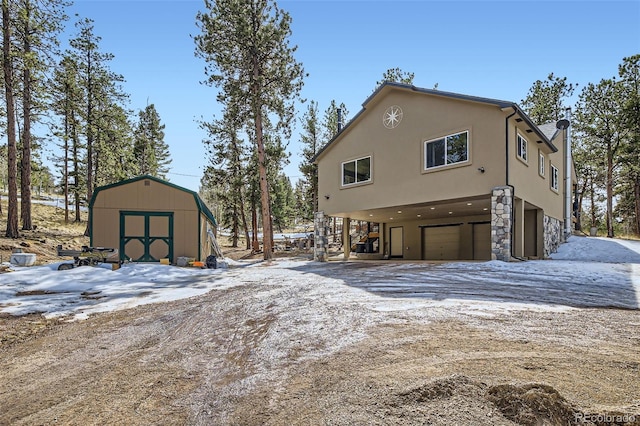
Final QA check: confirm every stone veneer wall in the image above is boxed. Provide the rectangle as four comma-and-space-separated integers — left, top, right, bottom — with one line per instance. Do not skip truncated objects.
314, 211, 329, 262
544, 215, 562, 257
491, 186, 513, 261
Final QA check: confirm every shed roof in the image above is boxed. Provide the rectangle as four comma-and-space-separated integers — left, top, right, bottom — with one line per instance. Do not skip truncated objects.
89, 174, 217, 227
313, 82, 558, 162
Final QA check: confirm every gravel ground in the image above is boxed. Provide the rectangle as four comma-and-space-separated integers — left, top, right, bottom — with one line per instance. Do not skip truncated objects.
1, 258, 639, 425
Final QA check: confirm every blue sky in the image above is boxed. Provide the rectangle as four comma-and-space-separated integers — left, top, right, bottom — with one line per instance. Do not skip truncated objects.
62, 0, 640, 191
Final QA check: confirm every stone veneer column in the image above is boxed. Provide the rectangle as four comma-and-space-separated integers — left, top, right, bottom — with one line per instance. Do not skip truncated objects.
491, 186, 513, 262
314, 211, 329, 262
543, 215, 562, 258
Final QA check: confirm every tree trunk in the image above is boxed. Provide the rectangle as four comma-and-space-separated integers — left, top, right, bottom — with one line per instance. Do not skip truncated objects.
231, 204, 239, 248
634, 178, 640, 236
3, 0, 19, 238
239, 189, 250, 251
63, 112, 69, 224
251, 204, 259, 253
606, 146, 615, 238
254, 109, 273, 260
20, 1, 32, 231
72, 121, 81, 223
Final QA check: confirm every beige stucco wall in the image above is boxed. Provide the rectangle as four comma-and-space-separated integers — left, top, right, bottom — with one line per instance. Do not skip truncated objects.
508, 124, 566, 221
316, 86, 566, 224
91, 179, 202, 260
317, 90, 508, 217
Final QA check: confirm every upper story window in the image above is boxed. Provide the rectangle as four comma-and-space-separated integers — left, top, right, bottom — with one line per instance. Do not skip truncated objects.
550, 164, 559, 192
424, 130, 469, 170
342, 156, 371, 186
539, 151, 545, 177
517, 134, 528, 163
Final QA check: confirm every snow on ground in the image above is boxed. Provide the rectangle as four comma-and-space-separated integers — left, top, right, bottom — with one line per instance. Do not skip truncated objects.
0, 235, 639, 320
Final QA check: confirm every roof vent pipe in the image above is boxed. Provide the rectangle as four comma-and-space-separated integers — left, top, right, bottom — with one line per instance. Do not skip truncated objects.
337, 108, 343, 134
556, 108, 572, 241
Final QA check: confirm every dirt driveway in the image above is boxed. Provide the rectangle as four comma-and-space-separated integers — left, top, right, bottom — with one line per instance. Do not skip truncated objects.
1, 259, 639, 425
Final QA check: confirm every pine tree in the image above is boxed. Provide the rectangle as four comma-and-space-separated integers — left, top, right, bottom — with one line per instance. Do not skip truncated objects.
14, 0, 69, 230
271, 172, 294, 232
616, 55, 640, 235
200, 104, 249, 248
376, 67, 415, 87
321, 100, 349, 144
133, 103, 171, 178
521, 73, 576, 124
195, 0, 305, 260
2, 0, 19, 237
298, 100, 320, 219
51, 55, 84, 223
68, 17, 126, 210
574, 78, 627, 238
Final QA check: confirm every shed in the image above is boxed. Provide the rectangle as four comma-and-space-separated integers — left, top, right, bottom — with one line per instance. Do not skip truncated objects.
89, 175, 218, 263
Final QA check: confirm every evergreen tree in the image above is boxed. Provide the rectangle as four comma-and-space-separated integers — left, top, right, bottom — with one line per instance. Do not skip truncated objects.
321, 100, 349, 144
521, 73, 576, 124
93, 102, 135, 187
376, 67, 415, 87
200, 105, 249, 249
574, 78, 627, 238
50, 55, 84, 223
616, 55, 640, 235
298, 100, 320, 219
133, 103, 171, 178
195, 0, 305, 260
271, 172, 294, 232
14, 0, 69, 230
68, 17, 126, 209
2, 0, 19, 237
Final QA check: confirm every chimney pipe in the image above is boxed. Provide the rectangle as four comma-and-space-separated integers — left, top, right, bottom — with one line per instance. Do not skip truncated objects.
564, 107, 572, 241
337, 108, 343, 133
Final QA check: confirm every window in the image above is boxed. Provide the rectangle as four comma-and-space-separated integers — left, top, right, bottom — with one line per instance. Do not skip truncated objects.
550, 164, 559, 191
342, 156, 371, 186
424, 130, 468, 169
517, 134, 528, 162
539, 151, 545, 177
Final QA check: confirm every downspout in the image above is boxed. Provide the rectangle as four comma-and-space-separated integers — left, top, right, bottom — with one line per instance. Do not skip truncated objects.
505, 108, 517, 260
564, 107, 573, 241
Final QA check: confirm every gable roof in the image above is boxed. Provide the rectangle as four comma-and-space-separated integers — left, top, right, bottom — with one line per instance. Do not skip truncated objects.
313, 82, 558, 162
89, 174, 217, 227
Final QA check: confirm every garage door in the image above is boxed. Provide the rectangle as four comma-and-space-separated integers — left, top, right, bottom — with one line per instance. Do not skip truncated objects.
120, 211, 174, 262
473, 222, 491, 260
423, 225, 461, 260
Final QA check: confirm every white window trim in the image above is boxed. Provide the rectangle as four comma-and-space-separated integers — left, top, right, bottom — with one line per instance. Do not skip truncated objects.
423, 130, 470, 171
550, 164, 559, 192
539, 151, 545, 177
517, 133, 528, 163
341, 155, 372, 187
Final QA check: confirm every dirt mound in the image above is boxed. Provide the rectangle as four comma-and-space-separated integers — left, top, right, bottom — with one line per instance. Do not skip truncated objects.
396, 375, 638, 425
486, 382, 577, 425
398, 374, 483, 402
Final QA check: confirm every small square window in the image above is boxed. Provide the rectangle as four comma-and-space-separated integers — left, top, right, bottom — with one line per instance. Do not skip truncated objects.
342, 156, 371, 186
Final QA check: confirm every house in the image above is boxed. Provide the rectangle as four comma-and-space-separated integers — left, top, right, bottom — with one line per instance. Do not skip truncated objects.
313, 82, 576, 262
89, 175, 218, 263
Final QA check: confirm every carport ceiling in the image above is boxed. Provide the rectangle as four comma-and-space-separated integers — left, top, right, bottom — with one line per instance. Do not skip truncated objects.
339, 196, 492, 223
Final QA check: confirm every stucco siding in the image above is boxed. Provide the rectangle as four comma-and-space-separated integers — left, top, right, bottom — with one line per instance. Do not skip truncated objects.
318, 90, 507, 216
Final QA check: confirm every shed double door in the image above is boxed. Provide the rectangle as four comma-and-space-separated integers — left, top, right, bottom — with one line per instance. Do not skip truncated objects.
120, 211, 174, 262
